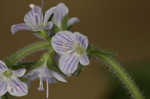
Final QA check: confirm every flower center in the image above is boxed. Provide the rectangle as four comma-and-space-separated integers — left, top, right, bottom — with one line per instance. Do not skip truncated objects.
75, 44, 85, 55
3, 69, 13, 78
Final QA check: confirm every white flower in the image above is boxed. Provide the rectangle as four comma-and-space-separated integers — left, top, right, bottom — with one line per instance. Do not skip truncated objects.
11, 4, 53, 34
0, 60, 28, 97
25, 64, 66, 98
52, 31, 89, 76
44, 3, 79, 29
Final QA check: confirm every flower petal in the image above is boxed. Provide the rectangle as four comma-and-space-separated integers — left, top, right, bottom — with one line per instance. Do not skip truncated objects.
25, 70, 38, 81
0, 80, 7, 96
44, 22, 53, 30
52, 31, 75, 55
80, 53, 89, 66
52, 3, 69, 27
11, 23, 32, 34
14, 69, 26, 77
67, 17, 80, 27
51, 71, 67, 82
8, 78, 28, 96
44, 6, 56, 24
24, 5, 43, 29
59, 54, 79, 76
74, 32, 88, 49
0, 61, 8, 72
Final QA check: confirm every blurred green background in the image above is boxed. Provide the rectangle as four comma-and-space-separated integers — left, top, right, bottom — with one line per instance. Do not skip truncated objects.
0, 0, 150, 99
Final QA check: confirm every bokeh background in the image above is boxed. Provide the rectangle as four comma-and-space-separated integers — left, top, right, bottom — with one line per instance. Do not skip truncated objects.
0, 0, 150, 99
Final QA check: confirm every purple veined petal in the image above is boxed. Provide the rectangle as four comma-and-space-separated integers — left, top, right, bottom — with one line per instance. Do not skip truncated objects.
44, 6, 56, 25
8, 78, 28, 96
51, 71, 67, 82
11, 23, 32, 35
67, 17, 80, 27
59, 54, 79, 76
13, 69, 26, 77
0, 60, 8, 73
0, 80, 8, 96
52, 3, 69, 27
51, 31, 75, 55
74, 32, 88, 49
44, 22, 53, 30
25, 70, 38, 81
24, 5, 43, 28
79, 53, 90, 66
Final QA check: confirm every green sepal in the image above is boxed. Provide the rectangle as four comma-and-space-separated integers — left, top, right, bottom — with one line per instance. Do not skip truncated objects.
51, 24, 60, 33
87, 44, 116, 57
47, 53, 61, 73
19, 77, 28, 83
37, 30, 51, 41
61, 15, 68, 30
9, 61, 36, 70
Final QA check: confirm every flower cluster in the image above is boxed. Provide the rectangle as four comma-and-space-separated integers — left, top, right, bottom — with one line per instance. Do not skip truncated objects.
0, 0, 144, 99
0, 2, 90, 99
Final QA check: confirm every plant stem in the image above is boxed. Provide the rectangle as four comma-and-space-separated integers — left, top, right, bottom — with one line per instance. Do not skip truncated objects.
5, 41, 50, 65
97, 54, 144, 99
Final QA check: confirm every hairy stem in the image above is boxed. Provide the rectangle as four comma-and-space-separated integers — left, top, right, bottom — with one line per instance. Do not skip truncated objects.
5, 41, 50, 65
97, 54, 144, 99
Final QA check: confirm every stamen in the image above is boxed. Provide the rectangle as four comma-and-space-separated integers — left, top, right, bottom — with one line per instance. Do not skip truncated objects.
46, 80, 49, 99
38, 79, 44, 91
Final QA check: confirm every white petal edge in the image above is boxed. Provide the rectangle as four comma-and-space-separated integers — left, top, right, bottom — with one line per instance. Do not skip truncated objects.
11, 24, 32, 35
67, 17, 80, 27
14, 69, 26, 77
51, 71, 67, 83
79, 53, 90, 66
0, 60, 8, 72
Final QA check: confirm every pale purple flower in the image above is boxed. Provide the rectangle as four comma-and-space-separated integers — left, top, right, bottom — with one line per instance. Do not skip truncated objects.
0, 60, 28, 97
11, 3, 79, 34
44, 3, 79, 29
25, 64, 66, 98
51, 31, 89, 76
11, 4, 53, 34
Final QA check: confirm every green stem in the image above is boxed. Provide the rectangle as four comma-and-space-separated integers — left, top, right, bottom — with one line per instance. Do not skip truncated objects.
5, 41, 50, 65
2, 94, 8, 99
97, 54, 144, 99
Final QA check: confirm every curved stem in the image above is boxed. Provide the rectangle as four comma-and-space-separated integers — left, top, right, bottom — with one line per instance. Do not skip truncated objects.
5, 41, 50, 65
97, 54, 144, 99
